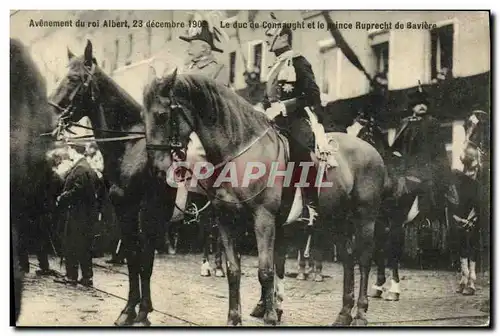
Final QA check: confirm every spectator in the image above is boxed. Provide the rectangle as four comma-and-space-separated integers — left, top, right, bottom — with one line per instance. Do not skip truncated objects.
53, 142, 100, 287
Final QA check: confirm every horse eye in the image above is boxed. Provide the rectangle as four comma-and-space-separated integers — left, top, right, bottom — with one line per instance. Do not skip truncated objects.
154, 111, 169, 124
159, 97, 170, 106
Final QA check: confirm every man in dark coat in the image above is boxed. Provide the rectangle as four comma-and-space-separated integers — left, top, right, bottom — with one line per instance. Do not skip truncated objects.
391, 83, 450, 223
262, 13, 331, 225
54, 142, 99, 287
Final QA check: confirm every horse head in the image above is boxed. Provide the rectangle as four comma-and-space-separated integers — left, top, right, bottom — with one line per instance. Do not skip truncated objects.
143, 67, 196, 173
48, 40, 101, 135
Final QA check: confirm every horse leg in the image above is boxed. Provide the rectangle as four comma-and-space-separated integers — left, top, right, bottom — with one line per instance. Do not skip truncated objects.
385, 221, 403, 301
332, 235, 355, 326
311, 225, 324, 283
296, 249, 308, 280
352, 213, 377, 326
200, 217, 211, 277
369, 221, 386, 298
254, 209, 278, 326
274, 224, 286, 323
218, 220, 242, 326
214, 231, 225, 277
114, 208, 141, 326
134, 204, 160, 326
463, 227, 478, 295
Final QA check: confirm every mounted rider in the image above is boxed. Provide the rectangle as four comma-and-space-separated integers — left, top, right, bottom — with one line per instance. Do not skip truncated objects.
180, 13, 229, 87
262, 13, 336, 225
178, 12, 227, 277
391, 82, 449, 224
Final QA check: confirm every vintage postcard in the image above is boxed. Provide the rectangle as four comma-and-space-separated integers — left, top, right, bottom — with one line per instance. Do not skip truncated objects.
10, 10, 491, 327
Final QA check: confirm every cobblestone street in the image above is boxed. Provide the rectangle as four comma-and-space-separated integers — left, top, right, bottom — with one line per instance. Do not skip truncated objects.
17, 254, 490, 327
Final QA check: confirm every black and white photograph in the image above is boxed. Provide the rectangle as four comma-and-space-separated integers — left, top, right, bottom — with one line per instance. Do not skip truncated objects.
9, 9, 491, 327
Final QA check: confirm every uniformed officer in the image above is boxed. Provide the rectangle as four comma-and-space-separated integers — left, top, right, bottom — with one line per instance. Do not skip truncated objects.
179, 14, 228, 276
54, 142, 100, 287
391, 83, 449, 222
179, 17, 229, 87
262, 13, 330, 224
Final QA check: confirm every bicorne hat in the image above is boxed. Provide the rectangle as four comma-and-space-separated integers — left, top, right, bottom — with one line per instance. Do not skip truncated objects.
179, 12, 227, 53
408, 81, 429, 108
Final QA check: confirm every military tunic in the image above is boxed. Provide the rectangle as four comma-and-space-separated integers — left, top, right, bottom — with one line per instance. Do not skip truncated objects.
184, 54, 229, 87
263, 49, 322, 151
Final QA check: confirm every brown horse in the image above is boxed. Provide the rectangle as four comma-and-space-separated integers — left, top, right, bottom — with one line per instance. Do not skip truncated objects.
143, 69, 388, 326
48, 40, 174, 326
10, 38, 56, 324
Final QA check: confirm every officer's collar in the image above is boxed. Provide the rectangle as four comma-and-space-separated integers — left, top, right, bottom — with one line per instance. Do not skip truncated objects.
274, 49, 300, 63
190, 54, 216, 69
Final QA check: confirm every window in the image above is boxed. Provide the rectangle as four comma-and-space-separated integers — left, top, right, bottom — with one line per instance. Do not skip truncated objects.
112, 39, 120, 71
125, 33, 133, 65
318, 38, 339, 102
369, 30, 390, 86
229, 51, 237, 85
372, 42, 389, 77
146, 27, 152, 57
430, 24, 454, 81
248, 41, 264, 81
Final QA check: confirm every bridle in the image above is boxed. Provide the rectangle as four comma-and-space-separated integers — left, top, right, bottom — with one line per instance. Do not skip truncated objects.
45, 63, 146, 143
144, 91, 275, 205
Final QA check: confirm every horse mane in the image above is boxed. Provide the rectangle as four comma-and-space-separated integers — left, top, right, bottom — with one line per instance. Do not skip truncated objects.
144, 74, 271, 149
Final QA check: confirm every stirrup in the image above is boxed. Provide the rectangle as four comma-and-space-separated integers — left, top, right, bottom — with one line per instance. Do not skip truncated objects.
300, 204, 318, 227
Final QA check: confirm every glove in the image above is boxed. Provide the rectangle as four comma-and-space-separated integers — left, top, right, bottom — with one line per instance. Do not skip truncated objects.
265, 102, 287, 120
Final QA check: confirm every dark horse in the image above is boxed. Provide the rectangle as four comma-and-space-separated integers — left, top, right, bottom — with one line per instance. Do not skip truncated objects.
353, 112, 449, 301
48, 40, 176, 326
10, 38, 56, 323
143, 70, 388, 326
448, 110, 489, 296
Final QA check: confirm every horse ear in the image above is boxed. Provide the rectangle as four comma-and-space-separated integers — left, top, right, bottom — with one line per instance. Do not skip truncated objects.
160, 67, 178, 96
147, 66, 157, 84
84, 40, 93, 66
67, 47, 75, 60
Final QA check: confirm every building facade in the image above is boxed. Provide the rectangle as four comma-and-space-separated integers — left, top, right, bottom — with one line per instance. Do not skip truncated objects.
11, 10, 490, 169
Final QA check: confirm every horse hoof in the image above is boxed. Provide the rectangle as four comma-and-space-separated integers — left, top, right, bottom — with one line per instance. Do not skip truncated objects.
296, 272, 307, 281
263, 310, 278, 326
456, 283, 466, 294
133, 310, 152, 326
313, 274, 324, 282
226, 320, 242, 326
351, 317, 368, 326
332, 313, 353, 326
215, 268, 225, 277
462, 287, 476, 296
250, 303, 265, 318
384, 292, 400, 301
369, 288, 383, 298
276, 308, 283, 323
227, 311, 242, 326
114, 311, 137, 326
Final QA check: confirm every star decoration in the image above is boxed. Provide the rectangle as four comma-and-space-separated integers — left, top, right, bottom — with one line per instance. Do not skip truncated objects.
282, 83, 294, 93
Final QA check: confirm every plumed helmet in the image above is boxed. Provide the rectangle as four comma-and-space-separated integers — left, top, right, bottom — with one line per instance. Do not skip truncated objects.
408, 80, 429, 109
264, 12, 292, 41
179, 11, 228, 53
